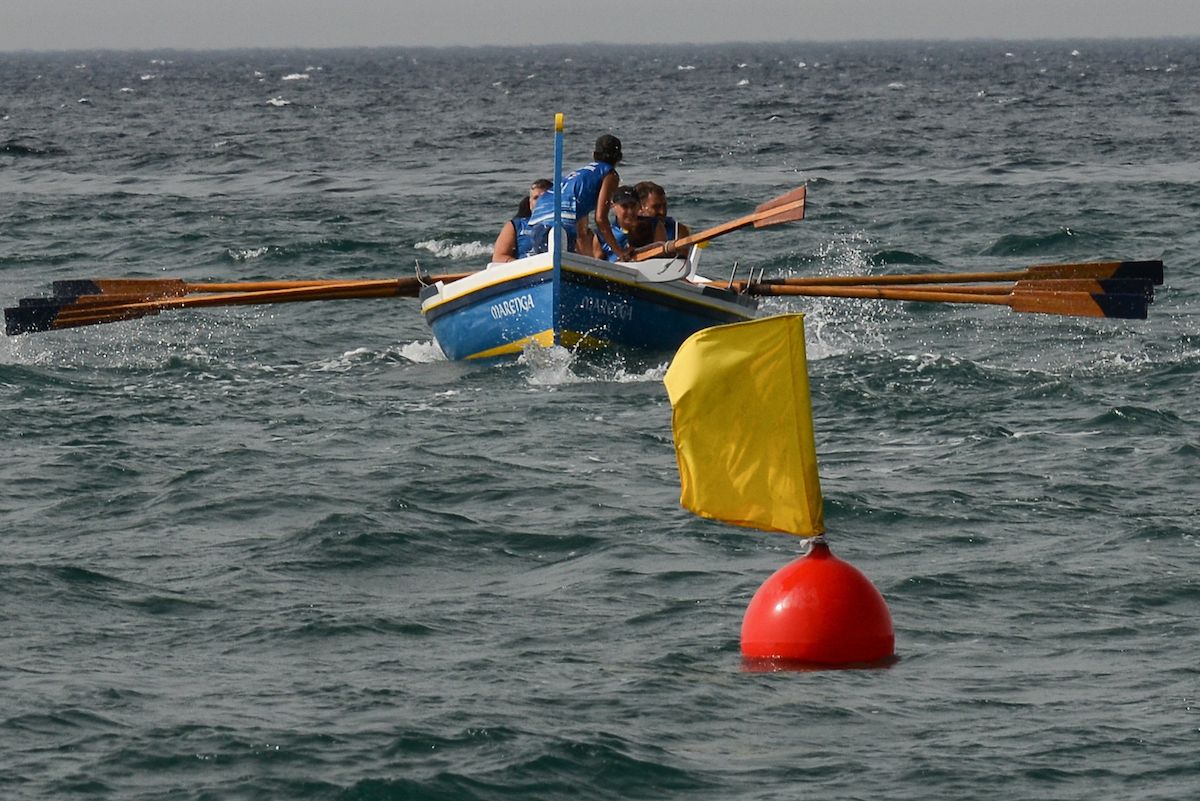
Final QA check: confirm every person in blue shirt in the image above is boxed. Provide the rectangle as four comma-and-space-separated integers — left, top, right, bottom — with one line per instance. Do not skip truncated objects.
491, 178, 551, 263
528, 134, 630, 261
596, 185, 666, 262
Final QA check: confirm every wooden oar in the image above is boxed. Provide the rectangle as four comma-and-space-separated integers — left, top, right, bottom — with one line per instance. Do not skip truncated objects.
5, 276, 472, 335
746, 259, 1164, 288
768, 276, 1152, 298
632, 185, 806, 262
738, 277, 1155, 299
743, 284, 1149, 319
51, 276, 473, 301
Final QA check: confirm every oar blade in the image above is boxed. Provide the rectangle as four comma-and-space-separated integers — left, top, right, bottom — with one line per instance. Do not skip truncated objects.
1026, 259, 1164, 285
752, 196, 806, 229
1012, 277, 1155, 299
6, 305, 61, 335
754, 185, 807, 214
1008, 291, 1148, 320
53, 278, 190, 299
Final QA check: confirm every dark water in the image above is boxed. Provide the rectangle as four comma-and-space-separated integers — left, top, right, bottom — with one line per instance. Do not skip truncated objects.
2, 41, 1198, 800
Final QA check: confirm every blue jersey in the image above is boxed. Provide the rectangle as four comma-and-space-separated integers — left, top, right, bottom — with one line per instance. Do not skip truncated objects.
512, 216, 536, 258
599, 218, 632, 262
528, 161, 616, 227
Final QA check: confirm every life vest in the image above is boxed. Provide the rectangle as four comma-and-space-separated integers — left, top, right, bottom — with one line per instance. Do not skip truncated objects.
512, 216, 536, 258
662, 215, 679, 240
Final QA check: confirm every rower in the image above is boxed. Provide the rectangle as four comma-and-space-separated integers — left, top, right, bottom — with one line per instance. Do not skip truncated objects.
596, 186, 666, 262
491, 179, 551, 264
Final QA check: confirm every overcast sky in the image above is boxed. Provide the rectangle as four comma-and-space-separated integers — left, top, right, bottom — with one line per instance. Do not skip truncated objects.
3, 0, 1199, 51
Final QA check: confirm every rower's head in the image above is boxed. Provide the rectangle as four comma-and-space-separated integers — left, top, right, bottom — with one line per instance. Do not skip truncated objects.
529, 178, 551, 208
594, 134, 623, 165
636, 181, 668, 218
610, 185, 641, 229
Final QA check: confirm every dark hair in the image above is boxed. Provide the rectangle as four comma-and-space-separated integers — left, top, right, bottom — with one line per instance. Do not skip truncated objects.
634, 180, 665, 201
593, 134, 622, 165
531, 178, 552, 192
517, 197, 532, 217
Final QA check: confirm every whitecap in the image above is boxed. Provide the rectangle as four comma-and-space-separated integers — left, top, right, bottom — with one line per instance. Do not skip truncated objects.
281, 73, 310, 81
797, 61, 807, 68
140, 74, 156, 81
414, 239, 490, 260
266, 97, 290, 107
887, 81, 905, 90
120, 87, 134, 93
311, 346, 374, 372
677, 64, 696, 71
737, 79, 750, 86
229, 246, 270, 261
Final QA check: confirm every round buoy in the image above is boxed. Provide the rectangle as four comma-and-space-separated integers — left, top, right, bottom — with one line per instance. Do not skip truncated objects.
741, 538, 894, 666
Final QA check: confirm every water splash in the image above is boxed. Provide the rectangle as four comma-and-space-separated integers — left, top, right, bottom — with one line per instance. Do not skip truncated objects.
398, 340, 447, 364
414, 239, 490, 260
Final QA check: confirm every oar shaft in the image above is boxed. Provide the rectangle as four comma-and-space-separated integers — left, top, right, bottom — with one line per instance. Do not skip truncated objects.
53, 275, 475, 300
749, 259, 1164, 288
747, 283, 1010, 305
53, 282, 414, 320
736, 278, 1153, 296
744, 283, 1147, 319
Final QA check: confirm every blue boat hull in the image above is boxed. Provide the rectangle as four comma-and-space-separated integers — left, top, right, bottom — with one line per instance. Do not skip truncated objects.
421, 253, 758, 360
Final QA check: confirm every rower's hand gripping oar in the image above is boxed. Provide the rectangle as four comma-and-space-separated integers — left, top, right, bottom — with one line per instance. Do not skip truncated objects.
632, 185, 807, 262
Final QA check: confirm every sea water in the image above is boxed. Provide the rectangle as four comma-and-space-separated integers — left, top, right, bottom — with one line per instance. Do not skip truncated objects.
1, 41, 1198, 800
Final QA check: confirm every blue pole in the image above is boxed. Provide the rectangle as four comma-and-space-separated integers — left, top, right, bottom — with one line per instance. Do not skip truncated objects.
552, 113, 564, 343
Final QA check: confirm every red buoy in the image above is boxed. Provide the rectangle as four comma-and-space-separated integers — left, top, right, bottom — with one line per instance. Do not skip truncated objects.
741, 538, 894, 667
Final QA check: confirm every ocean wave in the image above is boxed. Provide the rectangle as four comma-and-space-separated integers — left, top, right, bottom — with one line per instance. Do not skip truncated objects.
0, 139, 63, 157
867, 249, 942, 267
982, 227, 1116, 256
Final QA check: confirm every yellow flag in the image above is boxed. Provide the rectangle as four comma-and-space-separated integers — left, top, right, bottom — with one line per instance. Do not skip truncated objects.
663, 314, 824, 536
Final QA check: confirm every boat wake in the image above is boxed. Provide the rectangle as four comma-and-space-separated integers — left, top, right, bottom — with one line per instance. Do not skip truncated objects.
519, 342, 667, 387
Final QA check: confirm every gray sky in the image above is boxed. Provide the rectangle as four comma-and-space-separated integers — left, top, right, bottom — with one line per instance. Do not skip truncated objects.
3, 0, 1199, 50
